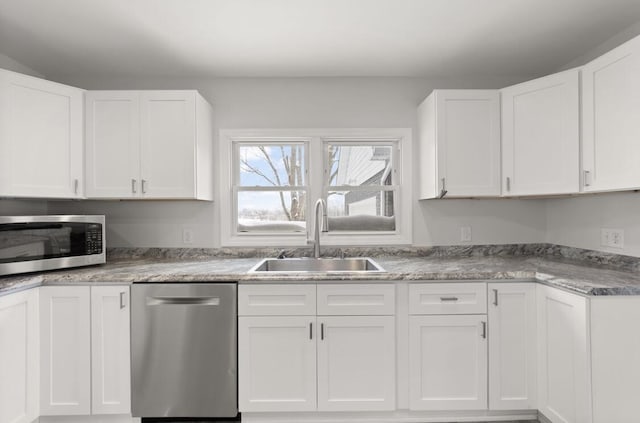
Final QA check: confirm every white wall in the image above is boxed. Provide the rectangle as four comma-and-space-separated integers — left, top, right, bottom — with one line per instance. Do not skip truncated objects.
545, 19, 640, 257
46, 74, 550, 248
546, 192, 640, 257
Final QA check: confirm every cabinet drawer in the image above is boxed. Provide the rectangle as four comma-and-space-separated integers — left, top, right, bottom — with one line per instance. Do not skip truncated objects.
317, 284, 395, 316
239, 284, 316, 316
409, 283, 487, 315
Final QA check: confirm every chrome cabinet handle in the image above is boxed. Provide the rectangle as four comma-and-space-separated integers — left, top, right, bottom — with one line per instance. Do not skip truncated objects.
439, 177, 448, 199
141, 179, 147, 194
73, 179, 79, 194
120, 292, 126, 309
131, 179, 137, 194
481, 321, 487, 339
440, 296, 459, 302
584, 170, 592, 187
309, 322, 313, 340
321, 323, 324, 340
492, 289, 498, 306
506, 177, 511, 192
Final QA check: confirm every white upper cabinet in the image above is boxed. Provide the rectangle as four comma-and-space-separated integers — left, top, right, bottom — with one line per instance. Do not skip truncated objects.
85, 90, 213, 200
85, 91, 140, 198
582, 35, 640, 192
501, 69, 580, 196
418, 90, 501, 199
0, 69, 84, 199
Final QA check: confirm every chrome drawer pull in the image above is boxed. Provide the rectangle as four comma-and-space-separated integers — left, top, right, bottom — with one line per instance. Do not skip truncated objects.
440, 297, 459, 302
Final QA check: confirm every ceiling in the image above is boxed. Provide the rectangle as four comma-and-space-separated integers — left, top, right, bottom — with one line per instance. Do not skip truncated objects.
1, 0, 640, 78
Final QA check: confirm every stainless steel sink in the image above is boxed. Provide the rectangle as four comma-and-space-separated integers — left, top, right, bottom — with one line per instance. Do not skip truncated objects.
248, 257, 385, 273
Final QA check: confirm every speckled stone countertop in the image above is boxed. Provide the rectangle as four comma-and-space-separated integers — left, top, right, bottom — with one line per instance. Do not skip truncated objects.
2, 245, 640, 297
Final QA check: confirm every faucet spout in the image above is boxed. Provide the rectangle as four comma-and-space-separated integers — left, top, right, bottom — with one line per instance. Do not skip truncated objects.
313, 198, 328, 258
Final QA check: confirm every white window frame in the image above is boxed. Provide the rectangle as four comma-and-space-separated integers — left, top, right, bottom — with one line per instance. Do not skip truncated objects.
219, 128, 413, 247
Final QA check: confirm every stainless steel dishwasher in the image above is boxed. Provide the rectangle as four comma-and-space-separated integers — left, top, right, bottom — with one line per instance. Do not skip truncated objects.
131, 282, 237, 418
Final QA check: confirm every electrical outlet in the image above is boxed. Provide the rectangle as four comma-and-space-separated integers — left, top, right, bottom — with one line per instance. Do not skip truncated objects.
610, 229, 624, 248
601, 228, 624, 249
460, 226, 472, 242
182, 228, 194, 245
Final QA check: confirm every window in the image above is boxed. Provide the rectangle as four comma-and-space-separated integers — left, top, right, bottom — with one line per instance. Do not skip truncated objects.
220, 129, 412, 246
325, 142, 397, 232
235, 142, 308, 233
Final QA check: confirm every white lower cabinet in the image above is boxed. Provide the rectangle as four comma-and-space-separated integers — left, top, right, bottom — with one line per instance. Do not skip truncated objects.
239, 316, 317, 412
90, 286, 132, 415
238, 283, 396, 414
409, 314, 487, 410
0, 289, 39, 423
317, 316, 395, 411
488, 283, 537, 410
536, 285, 591, 423
40, 286, 91, 416
40, 285, 131, 418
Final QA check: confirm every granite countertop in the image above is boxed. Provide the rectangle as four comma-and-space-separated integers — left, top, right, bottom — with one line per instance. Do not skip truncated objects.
2, 252, 640, 297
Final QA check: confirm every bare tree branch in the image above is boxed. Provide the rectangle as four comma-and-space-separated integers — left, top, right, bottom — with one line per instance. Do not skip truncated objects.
240, 159, 278, 186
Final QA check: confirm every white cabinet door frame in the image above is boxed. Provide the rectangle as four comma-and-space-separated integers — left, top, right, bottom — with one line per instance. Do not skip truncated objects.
0, 289, 39, 423
140, 91, 197, 198
0, 69, 83, 198
91, 286, 131, 415
582, 35, 640, 193
85, 91, 141, 198
488, 283, 537, 410
317, 316, 396, 411
537, 285, 592, 423
409, 314, 488, 411
418, 90, 501, 198
239, 316, 317, 412
501, 68, 580, 196
40, 286, 91, 416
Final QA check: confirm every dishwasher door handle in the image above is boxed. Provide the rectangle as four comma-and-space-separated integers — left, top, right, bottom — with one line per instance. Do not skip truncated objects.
146, 296, 221, 306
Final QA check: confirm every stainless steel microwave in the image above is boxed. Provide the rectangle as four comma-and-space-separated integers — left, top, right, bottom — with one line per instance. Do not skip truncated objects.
0, 215, 105, 276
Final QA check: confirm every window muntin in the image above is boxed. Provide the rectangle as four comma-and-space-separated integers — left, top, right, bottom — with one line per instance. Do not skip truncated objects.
325, 142, 397, 233
234, 142, 307, 234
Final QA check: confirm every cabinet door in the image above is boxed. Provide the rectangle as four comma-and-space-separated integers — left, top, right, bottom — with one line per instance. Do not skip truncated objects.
582, 35, 640, 192
40, 286, 91, 416
239, 316, 317, 412
91, 286, 131, 415
418, 90, 501, 198
85, 91, 141, 198
537, 285, 591, 423
0, 289, 39, 423
0, 69, 83, 198
140, 91, 196, 198
317, 316, 395, 411
409, 315, 487, 410
501, 69, 580, 196
488, 283, 536, 410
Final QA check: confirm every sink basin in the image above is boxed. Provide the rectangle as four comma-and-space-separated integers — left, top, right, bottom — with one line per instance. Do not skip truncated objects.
248, 257, 385, 273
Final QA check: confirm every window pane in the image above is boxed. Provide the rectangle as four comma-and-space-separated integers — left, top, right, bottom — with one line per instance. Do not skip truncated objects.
327, 189, 395, 231
237, 190, 306, 232
239, 145, 305, 187
328, 145, 393, 186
